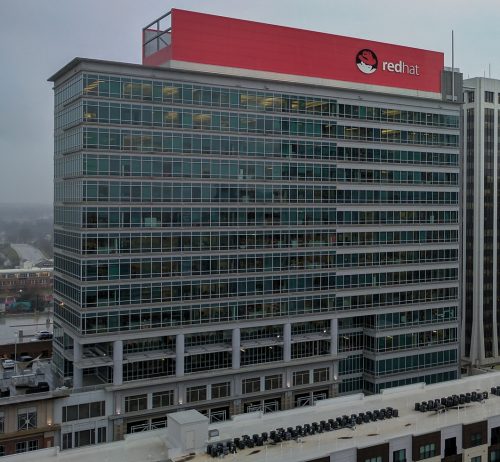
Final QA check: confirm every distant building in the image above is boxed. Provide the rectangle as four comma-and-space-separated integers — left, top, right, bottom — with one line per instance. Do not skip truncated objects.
463, 78, 500, 366
0, 382, 68, 457
0, 267, 53, 292
0, 267, 53, 313
49, 9, 462, 439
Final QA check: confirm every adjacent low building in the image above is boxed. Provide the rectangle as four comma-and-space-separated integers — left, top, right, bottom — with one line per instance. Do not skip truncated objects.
4, 370, 500, 462
0, 362, 69, 458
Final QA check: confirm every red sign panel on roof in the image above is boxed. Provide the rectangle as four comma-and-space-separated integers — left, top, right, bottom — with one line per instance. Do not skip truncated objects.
144, 9, 444, 94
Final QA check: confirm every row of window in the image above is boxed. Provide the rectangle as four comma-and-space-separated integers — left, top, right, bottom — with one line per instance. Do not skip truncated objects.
364, 327, 458, 352
56, 126, 460, 167
78, 124, 458, 153
0, 409, 38, 434
61, 428, 106, 450
78, 252, 334, 280
118, 321, 337, 348
74, 73, 459, 127
339, 376, 363, 393
84, 99, 360, 134
339, 332, 364, 352
55, 249, 456, 282
17, 408, 37, 431
54, 229, 458, 256
208, 347, 315, 370
55, 73, 81, 108
62, 153, 459, 185
336, 249, 457, 268
291, 340, 331, 359
128, 324, 327, 350
123, 358, 174, 381
242, 375, 281, 394
419, 443, 437, 459
55, 293, 338, 333
15, 440, 39, 454
124, 336, 173, 353
124, 390, 174, 412
62, 401, 105, 422
364, 348, 457, 376
365, 306, 458, 329
366, 369, 458, 394
77, 75, 339, 114
53, 286, 457, 336
56, 150, 458, 194
69, 324, 457, 358
58, 127, 460, 161
336, 189, 457, 204
55, 267, 458, 308
55, 206, 459, 229
481, 90, 500, 104
119, 351, 329, 380
337, 287, 458, 311
79, 101, 347, 135
339, 354, 364, 375
337, 229, 458, 247
59, 180, 458, 205
186, 351, 231, 372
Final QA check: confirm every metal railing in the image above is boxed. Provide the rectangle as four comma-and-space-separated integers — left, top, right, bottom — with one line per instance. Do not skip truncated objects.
142, 12, 172, 58
130, 419, 168, 433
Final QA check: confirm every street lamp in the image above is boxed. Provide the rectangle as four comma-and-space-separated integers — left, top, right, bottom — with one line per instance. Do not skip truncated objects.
14, 331, 18, 375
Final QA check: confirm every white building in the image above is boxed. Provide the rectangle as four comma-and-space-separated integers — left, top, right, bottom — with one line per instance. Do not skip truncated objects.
7, 371, 500, 462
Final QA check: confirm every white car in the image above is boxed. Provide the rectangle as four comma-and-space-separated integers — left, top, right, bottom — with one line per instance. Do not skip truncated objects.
2, 359, 15, 370
35, 331, 53, 340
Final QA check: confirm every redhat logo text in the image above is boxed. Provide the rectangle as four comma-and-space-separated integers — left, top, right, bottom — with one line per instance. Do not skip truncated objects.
356, 49, 378, 74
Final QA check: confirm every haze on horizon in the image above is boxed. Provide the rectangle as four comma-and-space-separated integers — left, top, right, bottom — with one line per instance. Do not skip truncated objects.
1, 0, 499, 205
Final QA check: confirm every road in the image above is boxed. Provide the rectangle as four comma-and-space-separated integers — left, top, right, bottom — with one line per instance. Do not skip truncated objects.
0, 313, 52, 344
10, 244, 46, 265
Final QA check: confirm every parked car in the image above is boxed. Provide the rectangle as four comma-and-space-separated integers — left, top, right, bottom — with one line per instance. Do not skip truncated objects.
35, 331, 53, 340
2, 359, 15, 369
25, 382, 50, 394
18, 355, 33, 363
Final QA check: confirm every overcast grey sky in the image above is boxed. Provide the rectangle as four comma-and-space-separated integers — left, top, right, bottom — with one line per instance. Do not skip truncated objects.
0, 0, 499, 204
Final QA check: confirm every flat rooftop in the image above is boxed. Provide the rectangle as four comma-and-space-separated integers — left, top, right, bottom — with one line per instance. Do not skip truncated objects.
201, 371, 500, 462
9, 372, 500, 462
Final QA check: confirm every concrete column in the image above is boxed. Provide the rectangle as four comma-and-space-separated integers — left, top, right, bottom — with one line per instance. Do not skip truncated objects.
333, 361, 339, 381
283, 323, 291, 362
72, 340, 83, 389
284, 390, 293, 410
232, 400, 242, 415
234, 376, 242, 396
332, 362, 340, 397
113, 419, 124, 441
330, 318, 338, 356
113, 340, 123, 386
177, 383, 185, 406
176, 333, 185, 377
46, 395, 54, 427
260, 375, 266, 391
147, 393, 153, 410
232, 327, 241, 369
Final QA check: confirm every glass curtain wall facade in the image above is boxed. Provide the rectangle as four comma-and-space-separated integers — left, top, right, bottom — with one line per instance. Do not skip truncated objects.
463, 77, 500, 366
51, 60, 460, 432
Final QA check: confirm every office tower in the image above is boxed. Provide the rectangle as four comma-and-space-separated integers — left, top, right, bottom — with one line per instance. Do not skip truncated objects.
463, 77, 500, 366
50, 9, 462, 437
